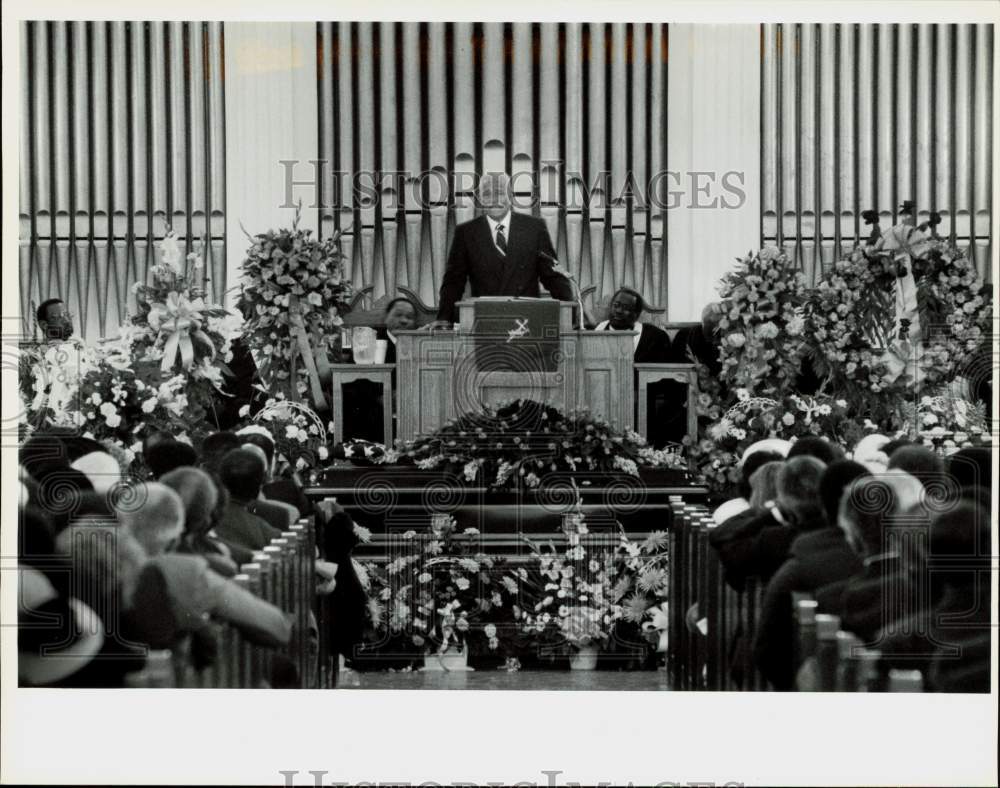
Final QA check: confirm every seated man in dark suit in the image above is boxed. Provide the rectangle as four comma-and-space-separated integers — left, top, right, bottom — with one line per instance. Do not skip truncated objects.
710, 456, 827, 591
432, 172, 574, 326
816, 471, 926, 642
752, 460, 869, 689
213, 448, 283, 552
594, 288, 674, 448
670, 302, 724, 377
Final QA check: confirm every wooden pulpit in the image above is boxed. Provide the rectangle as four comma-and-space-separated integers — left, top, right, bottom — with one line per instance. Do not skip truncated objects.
395, 298, 635, 441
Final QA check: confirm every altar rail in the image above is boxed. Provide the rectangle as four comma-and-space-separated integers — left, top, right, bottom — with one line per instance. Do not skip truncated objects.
666, 500, 926, 692
125, 515, 337, 689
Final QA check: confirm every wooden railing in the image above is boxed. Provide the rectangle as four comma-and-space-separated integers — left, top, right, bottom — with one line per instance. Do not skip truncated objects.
126, 515, 335, 689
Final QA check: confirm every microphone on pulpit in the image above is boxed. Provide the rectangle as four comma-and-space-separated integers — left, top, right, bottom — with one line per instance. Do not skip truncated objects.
537, 250, 586, 331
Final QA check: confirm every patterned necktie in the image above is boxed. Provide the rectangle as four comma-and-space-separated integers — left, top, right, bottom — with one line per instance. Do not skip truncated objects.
495, 224, 507, 255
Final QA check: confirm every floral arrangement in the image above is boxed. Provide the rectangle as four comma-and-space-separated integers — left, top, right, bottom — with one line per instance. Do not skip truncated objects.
127, 231, 242, 389
911, 393, 992, 453
685, 390, 864, 494
608, 528, 671, 653
236, 205, 352, 409
393, 399, 685, 489
239, 395, 330, 474
36, 355, 193, 467
331, 439, 389, 466
715, 247, 810, 396
378, 516, 525, 659
518, 508, 620, 654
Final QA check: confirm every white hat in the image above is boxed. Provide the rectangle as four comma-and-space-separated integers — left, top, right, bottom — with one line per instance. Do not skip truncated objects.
851, 434, 891, 474
18, 567, 104, 685
739, 438, 793, 466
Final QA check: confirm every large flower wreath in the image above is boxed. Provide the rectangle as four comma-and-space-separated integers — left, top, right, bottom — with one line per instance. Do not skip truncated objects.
236, 205, 352, 412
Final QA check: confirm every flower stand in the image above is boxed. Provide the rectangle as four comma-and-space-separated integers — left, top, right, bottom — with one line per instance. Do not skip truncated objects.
569, 643, 600, 671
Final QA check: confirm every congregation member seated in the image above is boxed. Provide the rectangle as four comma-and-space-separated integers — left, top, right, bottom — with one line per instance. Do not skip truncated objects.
671, 302, 723, 377
594, 287, 677, 447
213, 448, 284, 551
120, 483, 292, 649
237, 426, 311, 516
61, 435, 124, 499
202, 431, 290, 532
711, 440, 788, 525
945, 446, 991, 496
747, 460, 783, 510
887, 444, 946, 491
241, 443, 298, 529
752, 460, 870, 689
816, 472, 926, 642
145, 440, 199, 480
160, 467, 241, 577
786, 435, 845, 465
709, 455, 827, 590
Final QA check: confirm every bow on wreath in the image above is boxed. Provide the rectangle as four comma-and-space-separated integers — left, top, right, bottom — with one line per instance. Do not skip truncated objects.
147, 291, 216, 373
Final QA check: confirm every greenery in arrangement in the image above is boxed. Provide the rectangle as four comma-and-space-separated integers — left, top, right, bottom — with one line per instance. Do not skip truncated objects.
687, 205, 994, 496
236, 204, 352, 410
377, 399, 685, 489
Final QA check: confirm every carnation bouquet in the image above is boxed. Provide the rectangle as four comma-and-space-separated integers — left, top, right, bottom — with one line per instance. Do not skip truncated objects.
607, 528, 671, 655
236, 204, 352, 411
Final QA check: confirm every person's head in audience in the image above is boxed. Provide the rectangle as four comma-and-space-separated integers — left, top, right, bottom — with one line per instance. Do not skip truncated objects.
887, 445, 945, 489
819, 460, 871, 527
608, 288, 645, 330
61, 436, 121, 497
160, 467, 218, 541
478, 172, 512, 221
36, 298, 74, 341
242, 443, 270, 479
737, 450, 783, 501
947, 447, 991, 493
881, 436, 913, 458
142, 430, 174, 460
852, 433, 890, 474
236, 428, 275, 475
145, 440, 199, 480
200, 431, 243, 474
748, 460, 783, 509
119, 482, 185, 556
32, 468, 95, 533
959, 485, 991, 511
838, 473, 925, 557
774, 456, 827, 528
218, 449, 265, 505
701, 302, 724, 341
20, 432, 73, 484
929, 501, 991, 588
787, 436, 844, 465
384, 297, 417, 334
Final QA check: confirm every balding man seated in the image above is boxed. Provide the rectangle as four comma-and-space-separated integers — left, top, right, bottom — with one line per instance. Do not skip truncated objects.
120, 483, 292, 649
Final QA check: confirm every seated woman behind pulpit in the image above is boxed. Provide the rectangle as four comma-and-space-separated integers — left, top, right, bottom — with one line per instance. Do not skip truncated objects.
341, 296, 417, 443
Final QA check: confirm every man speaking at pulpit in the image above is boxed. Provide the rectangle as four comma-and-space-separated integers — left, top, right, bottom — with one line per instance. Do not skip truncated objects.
434, 173, 574, 324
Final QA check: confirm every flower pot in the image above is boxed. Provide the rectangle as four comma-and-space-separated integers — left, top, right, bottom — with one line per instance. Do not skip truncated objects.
421, 645, 474, 672
569, 643, 599, 671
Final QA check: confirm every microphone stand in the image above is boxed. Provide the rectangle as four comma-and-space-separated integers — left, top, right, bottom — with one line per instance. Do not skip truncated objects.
539, 251, 585, 331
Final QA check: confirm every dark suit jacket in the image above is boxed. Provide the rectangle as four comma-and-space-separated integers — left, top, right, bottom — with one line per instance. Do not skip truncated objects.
752, 528, 864, 690
247, 498, 292, 533
816, 554, 909, 642
670, 325, 721, 375
709, 507, 800, 591
602, 322, 672, 363
213, 501, 282, 553
436, 213, 574, 322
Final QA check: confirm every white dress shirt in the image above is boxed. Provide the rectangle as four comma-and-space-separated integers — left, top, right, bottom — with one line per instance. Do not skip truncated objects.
485, 211, 512, 255
594, 319, 643, 352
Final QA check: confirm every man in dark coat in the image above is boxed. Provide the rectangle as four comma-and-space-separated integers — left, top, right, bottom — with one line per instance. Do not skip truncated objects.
434, 173, 573, 325
752, 460, 869, 689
